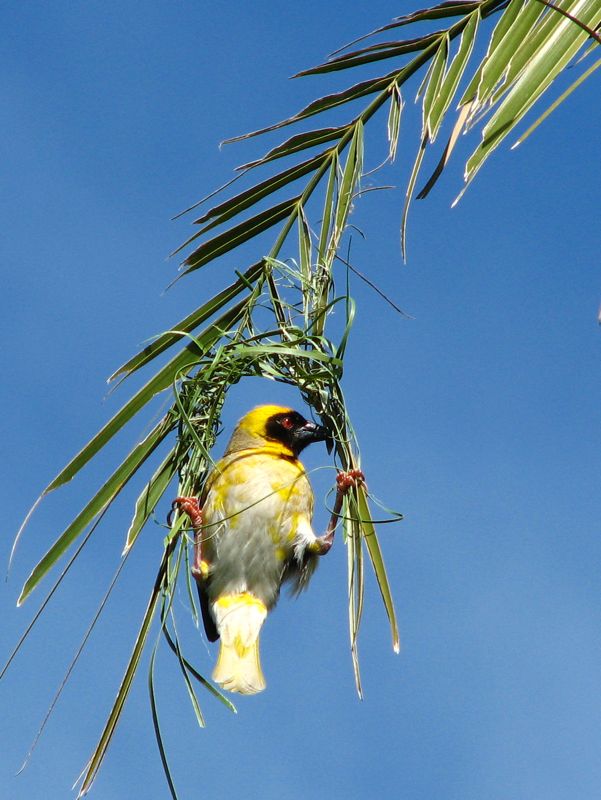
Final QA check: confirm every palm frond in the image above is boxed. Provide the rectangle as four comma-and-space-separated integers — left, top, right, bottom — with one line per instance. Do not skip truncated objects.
7, 0, 600, 792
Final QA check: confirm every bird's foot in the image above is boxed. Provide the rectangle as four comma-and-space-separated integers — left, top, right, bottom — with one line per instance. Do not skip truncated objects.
312, 530, 335, 555
191, 556, 210, 581
313, 470, 366, 556
171, 496, 203, 530
170, 497, 209, 581
336, 469, 366, 494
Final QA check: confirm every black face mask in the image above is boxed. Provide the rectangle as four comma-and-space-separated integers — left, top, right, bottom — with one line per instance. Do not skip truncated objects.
265, 411, 331, 455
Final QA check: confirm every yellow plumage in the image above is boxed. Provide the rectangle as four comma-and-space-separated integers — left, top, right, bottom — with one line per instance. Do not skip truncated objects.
198, 405, 329, 694
211, 593, 267, 694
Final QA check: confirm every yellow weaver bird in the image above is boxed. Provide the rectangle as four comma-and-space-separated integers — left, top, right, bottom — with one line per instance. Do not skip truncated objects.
173, 405, 363, 695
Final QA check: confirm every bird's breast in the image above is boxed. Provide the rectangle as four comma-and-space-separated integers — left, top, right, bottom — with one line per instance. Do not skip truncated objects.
202, 451, 313, 549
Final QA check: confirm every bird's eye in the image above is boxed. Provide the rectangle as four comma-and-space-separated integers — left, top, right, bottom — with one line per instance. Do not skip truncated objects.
280, 416, 294, 430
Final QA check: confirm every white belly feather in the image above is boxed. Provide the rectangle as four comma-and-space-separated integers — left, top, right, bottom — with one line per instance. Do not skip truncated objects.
201, 450, 318, 608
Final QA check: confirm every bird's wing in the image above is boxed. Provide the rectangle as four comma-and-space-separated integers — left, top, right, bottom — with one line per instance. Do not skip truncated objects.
198, 581, 220, 642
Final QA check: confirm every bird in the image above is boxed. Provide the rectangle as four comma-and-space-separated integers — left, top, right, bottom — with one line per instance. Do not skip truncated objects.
172, 404, 363, 695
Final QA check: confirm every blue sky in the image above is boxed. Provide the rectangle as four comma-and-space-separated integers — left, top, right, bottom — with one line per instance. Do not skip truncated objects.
2, 2, 600, 799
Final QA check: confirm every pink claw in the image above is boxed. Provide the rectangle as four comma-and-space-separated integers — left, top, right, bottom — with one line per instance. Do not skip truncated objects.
336, 469, 366, 494
172, 496, 203, 530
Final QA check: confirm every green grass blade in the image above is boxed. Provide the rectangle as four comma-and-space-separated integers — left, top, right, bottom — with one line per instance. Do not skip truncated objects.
192, 152, 330, 230
460, 0, 542, 107
354, 520, 365, 644
489, 0, 583, 105
78, 547, 170, 797
124, 446, 179, 553
232, 343, 342, 366
335, 122, 364, 237
181, 196, 300, 273
18, 551, 131, 774
417, 100, 472, 198
546, 1, 601, 42
317, 156, 338, 269
2, 514, 103, 679
236, 124, 349, 169
332, 0, 484, 56
401, 136, 427, 261
223, 72, 399, 144
335, 295, 356, 360
386, 83, 403, 162
416, 44, 439, 103
44, 300, 248, 493
513, 53, 601, 146
148, 645, 179, 800
478, 0, 545, 104
159, 530, 234, 713
297, 207, 312, 285
297, 208, 312, 323
13, 300, 248, 590
183, 544, 200, 628
423, 36, 449, 139
382, 0, 484, 28
109, 264, 263, 382
357, 487, 400, 654
296, 32, 443, 76
167, 615, 206, 729
319, 122, 363, 294
160, 624, 236, 713
18, 417, 173, 605
428, 9, 479, 140
346, 501, 364, 699
465, 0, 601, 182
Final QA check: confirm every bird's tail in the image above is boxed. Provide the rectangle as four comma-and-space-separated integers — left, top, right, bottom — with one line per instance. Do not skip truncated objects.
212, 592, 268, 695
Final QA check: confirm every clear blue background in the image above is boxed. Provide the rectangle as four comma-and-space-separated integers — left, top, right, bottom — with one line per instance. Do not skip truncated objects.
2, 2, 600, 799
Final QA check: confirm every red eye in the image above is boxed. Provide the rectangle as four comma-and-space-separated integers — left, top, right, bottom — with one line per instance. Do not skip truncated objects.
281, 417, 294, 430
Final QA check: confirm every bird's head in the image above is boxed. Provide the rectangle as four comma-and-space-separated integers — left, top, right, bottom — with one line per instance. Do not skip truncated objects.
225, 405, 331, 457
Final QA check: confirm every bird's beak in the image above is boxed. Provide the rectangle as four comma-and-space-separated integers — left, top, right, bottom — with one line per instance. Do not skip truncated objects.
298, 420, 333, 452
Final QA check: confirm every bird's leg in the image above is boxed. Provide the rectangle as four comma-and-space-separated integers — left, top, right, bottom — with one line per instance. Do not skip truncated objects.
171, 497, 209, 582
313, 469, 366, 555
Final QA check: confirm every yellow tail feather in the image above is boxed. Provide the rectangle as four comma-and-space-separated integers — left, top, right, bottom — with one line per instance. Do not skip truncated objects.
212, 593, 267, 695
